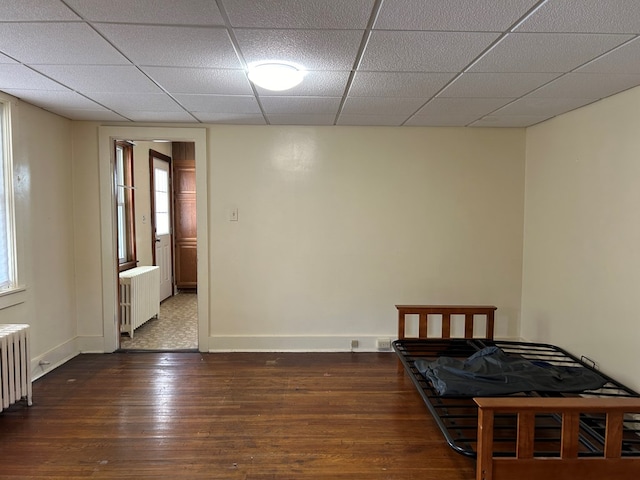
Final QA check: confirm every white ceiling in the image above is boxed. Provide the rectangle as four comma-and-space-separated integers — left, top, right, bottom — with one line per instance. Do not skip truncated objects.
1, 0, 640, 127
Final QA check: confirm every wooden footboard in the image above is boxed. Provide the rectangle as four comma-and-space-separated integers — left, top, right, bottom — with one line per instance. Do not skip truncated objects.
474, 397, 640, 480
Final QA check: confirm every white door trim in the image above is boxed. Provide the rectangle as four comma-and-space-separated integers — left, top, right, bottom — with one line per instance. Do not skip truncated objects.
99, 126, 208, 352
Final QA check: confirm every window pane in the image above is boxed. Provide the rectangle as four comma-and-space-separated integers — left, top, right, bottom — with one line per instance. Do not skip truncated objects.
115, 146, 124, 204
154, 166, 170, 235
155, 191, 168, 212
0, 104, 8, 288
155, 168, 168, 193
156, 212, 170, 236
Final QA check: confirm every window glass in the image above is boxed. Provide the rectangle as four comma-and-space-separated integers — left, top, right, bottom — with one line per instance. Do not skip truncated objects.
154, 167, 170, 235
0, 101, 16, 290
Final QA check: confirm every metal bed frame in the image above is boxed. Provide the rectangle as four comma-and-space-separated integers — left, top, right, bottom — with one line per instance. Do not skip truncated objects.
394, 305, 640, 480
394, 337, 640, 459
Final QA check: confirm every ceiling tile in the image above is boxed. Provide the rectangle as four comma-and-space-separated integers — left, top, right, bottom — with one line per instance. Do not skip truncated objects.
341, 97, 425, 116
578, 37, 640, 74
193, 112, 266, 124
405, 114, 485, 126
0, 0, 79, 20
0, 0, 638, 127
469, 32, 633, 73
50, 108, 129, 122
95, 24, 240, 68
34, 65, 163, 94
223, 0, 375, 29
64, 0, 224, 25
360, 31, 500, 72
439, 72, 561, 98
174, 94, 261, 114
0, 53, 17, 64
375, 0, 538, 31
253, 70, 351, 97
3, 89, 103, 110
0, 65, 68, 90
471, 115, 554, 127
143, 67, 253, 95
527, 72, 640, 98
492, 97, 595, 116
516, 0, 640, 34
87, 92, 185, 112
235, 29, 363, 71
415, 97, 513, 117
337, 115, 408, 126
349, 72, 455, 97
117, 110, 197, 122
0, 23, 128, 65
267, 113, 336, 125
260, 96, 341, 115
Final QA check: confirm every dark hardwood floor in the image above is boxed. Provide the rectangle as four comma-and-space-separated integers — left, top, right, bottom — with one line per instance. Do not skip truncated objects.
0, 352, 474, 479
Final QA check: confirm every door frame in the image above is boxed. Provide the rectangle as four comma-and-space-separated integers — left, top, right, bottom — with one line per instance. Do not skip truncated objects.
99, 126, 208, 352
149, 150, 174, 300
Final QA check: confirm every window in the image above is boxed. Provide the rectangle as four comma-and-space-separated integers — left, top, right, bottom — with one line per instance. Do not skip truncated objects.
0, 99, 17, 292
114, 141, 137, 271
153, 164, 170, 236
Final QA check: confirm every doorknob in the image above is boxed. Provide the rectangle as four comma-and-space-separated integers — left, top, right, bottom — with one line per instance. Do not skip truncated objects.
155, 238, 161, 243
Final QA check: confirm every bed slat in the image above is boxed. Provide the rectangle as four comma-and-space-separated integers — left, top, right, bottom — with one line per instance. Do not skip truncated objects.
465, 313, 474, 338
517, 412, 535, 459
605, 412, 623, 458
561, 412, 580, 458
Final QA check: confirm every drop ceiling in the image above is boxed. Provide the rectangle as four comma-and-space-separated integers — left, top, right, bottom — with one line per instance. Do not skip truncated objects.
1, 0, 640, 127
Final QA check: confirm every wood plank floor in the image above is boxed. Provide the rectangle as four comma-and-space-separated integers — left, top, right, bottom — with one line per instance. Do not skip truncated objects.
0, 352, 474, 479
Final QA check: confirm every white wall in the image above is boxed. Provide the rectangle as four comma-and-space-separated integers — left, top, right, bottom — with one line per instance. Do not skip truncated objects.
71, 124, 525, 352
0, 98, 77, 378
71, 121, 103, 350
209, 126, 526, 350
522, 85, 640, 392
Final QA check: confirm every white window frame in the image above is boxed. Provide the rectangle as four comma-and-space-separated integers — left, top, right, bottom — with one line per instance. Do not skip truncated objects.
0, 97, 22, 308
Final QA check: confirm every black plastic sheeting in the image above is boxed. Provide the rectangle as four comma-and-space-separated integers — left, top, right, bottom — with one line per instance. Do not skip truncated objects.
415, 346, 607, 397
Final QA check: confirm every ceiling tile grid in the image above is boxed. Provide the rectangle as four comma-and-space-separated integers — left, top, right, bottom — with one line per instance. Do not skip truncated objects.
0, 0, 638, 126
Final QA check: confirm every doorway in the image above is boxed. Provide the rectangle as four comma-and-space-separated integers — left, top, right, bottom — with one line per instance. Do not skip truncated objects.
116, 142, 195, 350
98, 126, 209, 353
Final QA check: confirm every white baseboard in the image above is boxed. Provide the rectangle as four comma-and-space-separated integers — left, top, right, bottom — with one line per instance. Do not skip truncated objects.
77, 335, 107, 353
31, 337, 79, 381
208, 335, 396, 352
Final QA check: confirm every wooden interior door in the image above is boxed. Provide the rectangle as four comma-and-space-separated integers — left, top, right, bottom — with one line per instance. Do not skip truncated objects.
172, 142, 197, 289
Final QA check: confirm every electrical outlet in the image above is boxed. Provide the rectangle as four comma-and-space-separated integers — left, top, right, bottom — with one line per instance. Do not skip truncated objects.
350, 339, 359, 349
377, 338, 391, 350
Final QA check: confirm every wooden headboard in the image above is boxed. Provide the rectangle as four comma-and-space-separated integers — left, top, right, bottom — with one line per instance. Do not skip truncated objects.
396, 304, 497, 340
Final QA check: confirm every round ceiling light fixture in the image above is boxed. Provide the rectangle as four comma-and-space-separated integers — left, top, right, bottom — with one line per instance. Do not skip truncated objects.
247, 61, 306, 91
